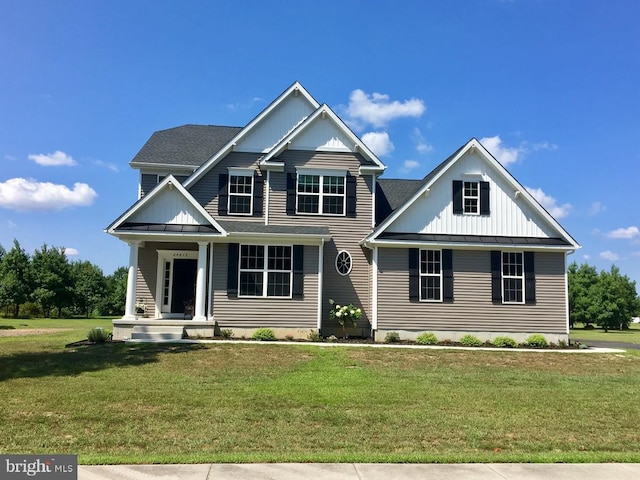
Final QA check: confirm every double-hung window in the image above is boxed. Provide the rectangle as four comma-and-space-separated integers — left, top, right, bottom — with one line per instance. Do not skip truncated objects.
297, 172, 345, 215
463, 181, 479, 214
239, 245, 292, 297
420, 249, 442, 301
502, 252, 524, 304
228, 171, 253, 215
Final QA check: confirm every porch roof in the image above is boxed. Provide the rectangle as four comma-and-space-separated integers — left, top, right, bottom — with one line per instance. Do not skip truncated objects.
115, 222, 222, 233
375, 232, 573, 247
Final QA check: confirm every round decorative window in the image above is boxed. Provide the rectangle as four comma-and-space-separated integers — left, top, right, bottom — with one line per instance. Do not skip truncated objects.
335, 251, 352, 276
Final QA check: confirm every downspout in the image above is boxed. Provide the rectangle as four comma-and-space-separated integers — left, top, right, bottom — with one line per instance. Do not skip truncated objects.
265, 170, 270, 226
317, 239, 325, 332
372, 246, 378, 335
208, 242, 214, 321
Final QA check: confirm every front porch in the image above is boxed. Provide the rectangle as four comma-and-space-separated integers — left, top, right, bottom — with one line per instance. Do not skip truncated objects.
112, 319, 216, 341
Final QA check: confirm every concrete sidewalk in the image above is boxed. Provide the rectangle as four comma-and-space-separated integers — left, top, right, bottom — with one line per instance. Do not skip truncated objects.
78, 463, 640, 480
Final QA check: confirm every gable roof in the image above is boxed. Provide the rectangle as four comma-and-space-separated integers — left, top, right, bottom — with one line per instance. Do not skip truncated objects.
376, 179, 423, 224
259, 104, 386, 172
184, 81, 320, 189
106, 175, 226, 237
366, 138, 580, 249
130, 125, 242, 168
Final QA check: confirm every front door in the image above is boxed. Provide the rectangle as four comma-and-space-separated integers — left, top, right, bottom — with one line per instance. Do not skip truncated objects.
171, 259, 197, 314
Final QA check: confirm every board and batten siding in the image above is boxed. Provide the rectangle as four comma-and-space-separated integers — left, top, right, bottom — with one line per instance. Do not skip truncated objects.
377, 248, 567, 334
189, 152, 263, 219
211, 243, 319, 329
267, 150, 375, 335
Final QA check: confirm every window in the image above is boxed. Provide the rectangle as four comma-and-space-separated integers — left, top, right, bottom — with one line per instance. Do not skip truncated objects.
420, 249, 442, 301
239, 245, 292, 297
297, 173, 345, 215
335, 251, 352, 276
502, 252, 524, 304
463, 181, 479, 214
228, 173, 253, 215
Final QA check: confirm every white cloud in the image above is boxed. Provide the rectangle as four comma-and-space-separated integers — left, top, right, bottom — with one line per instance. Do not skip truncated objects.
600, 250, 619, 261
529, 141, 558, 151
479, 136, 523, 166
401, 160, 420, 172
64, 247, 79, 257
361, 131, 394, 157
28, 151, 77, 167
588, 201, 605, 216
583, 254, 591, 260
93, 159, 119, 172
606, 226, 640, 240
525, 186, 572, 219
412, 128, 433, 154
0, 178, 97, 211
225, 96, 263, 111
346, 89, 425, 129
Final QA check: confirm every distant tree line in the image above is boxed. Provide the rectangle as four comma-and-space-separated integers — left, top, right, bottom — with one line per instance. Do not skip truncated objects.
0, 239, 126, 318
568, 262, 640, 331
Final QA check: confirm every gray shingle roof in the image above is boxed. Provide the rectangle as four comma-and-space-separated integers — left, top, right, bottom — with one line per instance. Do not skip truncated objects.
130, 125, 242, 167
218, 220, 330, 237
377, 232, 572, 246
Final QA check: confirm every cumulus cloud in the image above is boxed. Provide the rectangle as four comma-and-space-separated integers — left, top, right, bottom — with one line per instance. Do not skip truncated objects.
362, 131, 394, 157
0, 178, 97, 211
346, 89, 425, 129
606, 226, 640, 239
600, 250, 619, 261
64, 247, 79, 257
479, 136, 523, 166
28, 151, 77, 167
525, 186, 572, 219
401, 160, 421, 172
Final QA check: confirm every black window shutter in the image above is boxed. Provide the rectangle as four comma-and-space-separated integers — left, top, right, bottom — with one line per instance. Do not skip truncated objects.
227, 243, 239, 298
524, 251, 536, 304
452, 180, 463, 214
409, 248, 419, 302
253, 173, 264, 217
346, 173, 357, 217
292, 245, 304, 298
443, 249, 454, 303
491, 250, 502, 304
480, 181, 490, 215
286, 173, 297, 215
218, 174, 229, 216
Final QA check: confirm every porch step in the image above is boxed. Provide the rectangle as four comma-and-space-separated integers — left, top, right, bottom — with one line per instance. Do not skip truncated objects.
130, 325, 185, 342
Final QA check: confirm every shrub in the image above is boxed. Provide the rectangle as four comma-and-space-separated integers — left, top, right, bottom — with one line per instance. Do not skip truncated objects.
251, 328, 276, 341
558, 339, 568, 348
416, 332, 438, 345
492, 336, 518, 348
525, 334, 549, 348
307, 330, 322, 342
220, 328, 233, 339
384, 331, 400, 343
327, 335, 338, 343
87, 327, 110, 343
329, 299, 362, 330
459, 334, 483, 347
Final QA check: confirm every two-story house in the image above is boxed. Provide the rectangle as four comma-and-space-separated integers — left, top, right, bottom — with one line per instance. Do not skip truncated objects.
106, 82, 579, 343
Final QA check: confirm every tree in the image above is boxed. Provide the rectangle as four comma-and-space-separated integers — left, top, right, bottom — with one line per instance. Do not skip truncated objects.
593, 266, 640, 332
71, 260, 106, 317
0, 240, 32, 317
31, 244, 72, 317
567, 262, 599, 328
100, 266, 127, 316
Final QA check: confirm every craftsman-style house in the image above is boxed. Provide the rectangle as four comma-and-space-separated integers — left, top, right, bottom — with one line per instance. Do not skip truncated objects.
107, 82, 579, 342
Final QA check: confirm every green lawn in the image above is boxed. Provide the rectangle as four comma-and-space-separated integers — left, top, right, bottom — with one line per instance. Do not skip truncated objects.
571, 323, 640, 345
1, 319, 640, 464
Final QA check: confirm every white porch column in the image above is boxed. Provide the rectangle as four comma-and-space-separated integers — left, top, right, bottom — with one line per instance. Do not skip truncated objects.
123, 240, 140, 320
193, 241, 208, 321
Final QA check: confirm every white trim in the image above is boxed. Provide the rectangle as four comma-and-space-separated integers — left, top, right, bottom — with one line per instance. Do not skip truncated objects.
501, 251, 525, 305
371, 246, 378, 330
317, 239, 325, 330
265, 170, 271, 226
564, 252, 570, 334
237, 244, 293, 299
155, 249, 199, 317
462, 180, 480, 215
227, 171, 254, 216
296, 167, 348, 177
335, 250, 353, 276
371, 175, 377, 229
208, 242, 214, 321
296, 172, 346, 216
363, 238, 576, 252
419, 249, 443, 302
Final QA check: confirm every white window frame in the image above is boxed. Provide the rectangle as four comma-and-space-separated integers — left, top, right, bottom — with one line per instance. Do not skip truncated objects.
155, 250, 199, 316
463, 181, 480, 215
502, 251, 524, 304
228, 169, 254, 216
238, 244, 293, 298
296, 169, 346, 216
335, 250, 352, 276
419, 249, 442, 302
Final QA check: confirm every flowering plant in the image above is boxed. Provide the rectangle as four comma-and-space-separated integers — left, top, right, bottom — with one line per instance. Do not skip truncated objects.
135, 302, 147, 314
329, 298, 362, 330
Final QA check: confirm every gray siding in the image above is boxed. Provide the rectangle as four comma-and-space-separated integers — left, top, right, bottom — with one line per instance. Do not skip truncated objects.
211, 243, 319, 329
189, 152, 263, 221
140, 174, 189, 198
267, 151, 374, 335
377, 249, 567, 334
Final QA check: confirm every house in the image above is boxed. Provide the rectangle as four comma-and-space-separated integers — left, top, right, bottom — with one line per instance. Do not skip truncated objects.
106, 82, 580, 343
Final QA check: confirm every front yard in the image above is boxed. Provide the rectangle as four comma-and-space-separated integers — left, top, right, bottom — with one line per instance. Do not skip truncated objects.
1, 319, 640, 464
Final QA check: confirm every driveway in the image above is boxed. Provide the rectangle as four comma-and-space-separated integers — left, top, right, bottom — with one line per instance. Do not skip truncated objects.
572, 338, 640, 350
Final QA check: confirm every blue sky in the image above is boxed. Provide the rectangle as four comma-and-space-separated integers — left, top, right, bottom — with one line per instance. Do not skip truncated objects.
0, 0, 639, 287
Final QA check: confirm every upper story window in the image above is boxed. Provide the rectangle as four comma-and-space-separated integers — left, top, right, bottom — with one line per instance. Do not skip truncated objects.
453, 180, 490, 215
297, 173, 345, 215
420, 249, 442, 302
229, 173, 253, 215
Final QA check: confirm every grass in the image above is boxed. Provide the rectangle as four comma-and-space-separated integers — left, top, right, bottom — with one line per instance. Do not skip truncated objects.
571, 323, 640, 345
1, 319, 640, 464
